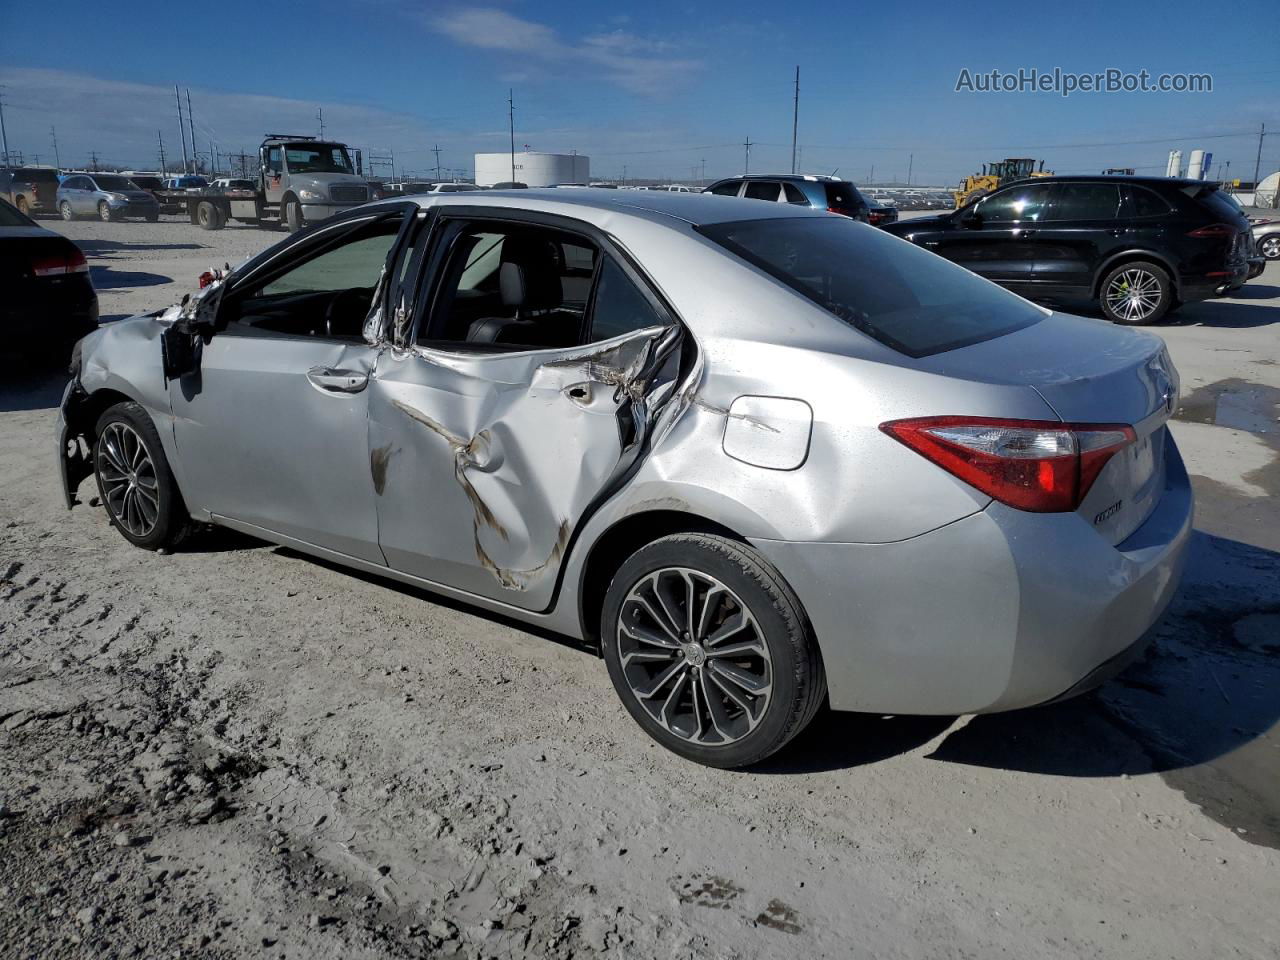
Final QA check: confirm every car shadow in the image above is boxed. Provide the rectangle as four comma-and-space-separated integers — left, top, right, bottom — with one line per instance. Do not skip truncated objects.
752, 533, 1280, 845
77, 239, 206, 255
0, 358, 70, 412
89, 267, 173, 289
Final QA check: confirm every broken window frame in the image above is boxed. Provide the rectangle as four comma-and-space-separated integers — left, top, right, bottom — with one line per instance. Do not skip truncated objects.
402, 208, 681, 356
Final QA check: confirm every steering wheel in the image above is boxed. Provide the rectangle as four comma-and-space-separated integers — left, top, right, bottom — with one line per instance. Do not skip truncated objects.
323, 288, 372, 339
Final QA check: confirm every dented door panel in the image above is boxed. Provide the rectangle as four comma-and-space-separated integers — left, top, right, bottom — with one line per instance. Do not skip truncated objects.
368, 328, 673, 612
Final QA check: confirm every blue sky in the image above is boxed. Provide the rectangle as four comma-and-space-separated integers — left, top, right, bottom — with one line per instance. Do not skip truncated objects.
1, 0, 1277, 184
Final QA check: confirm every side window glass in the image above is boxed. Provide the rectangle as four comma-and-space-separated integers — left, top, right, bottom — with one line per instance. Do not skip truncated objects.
1049, 183, 1121, 220
261, 232, 398, 297
227, 215, 404, 341
978, 185, 1050, 222
1125, 186, 1171, 218
709, 182, 741, 197
267, 147, 282, 172
423, 225, 596, 351
783, 183, 809, 205
743, 181, 781, 202
589, 257, 667, 343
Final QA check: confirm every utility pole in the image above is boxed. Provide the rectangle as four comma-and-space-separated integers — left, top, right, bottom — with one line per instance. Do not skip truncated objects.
432, 144, 442, 180
157, 131, 166, 174
1254, 123, 1266, 188
89, 151, 100, 172
907, 153, 913, 186
175, 86, 190, 175
870, 164, 875, 184
51, 126, 61, 169
186, 89, 197, 174
508, 89, 516, 183
212, 143, 219, 175
743, 136, 752, 175
0, 86, 9, 167
700, 158, 706, 185
317, 107, 324, 139
790, 66, 800, 175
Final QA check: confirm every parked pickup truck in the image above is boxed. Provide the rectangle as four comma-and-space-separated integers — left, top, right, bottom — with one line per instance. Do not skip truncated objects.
172, 135, 374, 232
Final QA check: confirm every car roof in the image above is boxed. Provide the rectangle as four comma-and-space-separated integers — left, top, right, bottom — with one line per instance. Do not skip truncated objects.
371, 188, 830, 228
1000, 174, 1217, 188
712, 173, 848, 184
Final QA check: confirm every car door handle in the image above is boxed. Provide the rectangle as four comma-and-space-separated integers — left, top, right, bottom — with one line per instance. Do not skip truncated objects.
306, 366, 369, 394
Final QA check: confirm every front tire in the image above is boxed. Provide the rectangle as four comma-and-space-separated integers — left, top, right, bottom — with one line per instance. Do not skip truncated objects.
283, 196, 303, 233
92, 402, 191, 551
98, 201, 116, 222
1098, 260, 1172, 325
601, 533, 825, 768
1261, 235, 1280, 261
59, 200, 75, 221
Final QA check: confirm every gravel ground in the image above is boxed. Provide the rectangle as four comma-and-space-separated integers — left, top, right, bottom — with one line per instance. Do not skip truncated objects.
1, 213, 1278, 959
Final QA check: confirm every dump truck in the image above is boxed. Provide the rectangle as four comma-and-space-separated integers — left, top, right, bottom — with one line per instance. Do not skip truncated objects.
174, 135, 373, 232
954, 158, 1053, 208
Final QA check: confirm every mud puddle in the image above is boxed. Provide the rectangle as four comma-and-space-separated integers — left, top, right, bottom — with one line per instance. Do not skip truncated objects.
1176, 378, 1280, 434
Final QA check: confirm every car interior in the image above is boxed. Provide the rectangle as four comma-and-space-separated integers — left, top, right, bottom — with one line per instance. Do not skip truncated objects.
420, 224, 600, 350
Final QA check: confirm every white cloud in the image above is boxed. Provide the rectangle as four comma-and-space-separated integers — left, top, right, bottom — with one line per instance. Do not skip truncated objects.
429, 8, 700, 97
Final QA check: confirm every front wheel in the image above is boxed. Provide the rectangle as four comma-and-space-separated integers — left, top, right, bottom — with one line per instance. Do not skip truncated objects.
59, 200, 75, 221
92, 402, 191, 551
283, 197, 304, 232
1261, 235, 1280, 261
1098, 260, 1172, 325
98, 200, 116, 222
601, 533, 825, 768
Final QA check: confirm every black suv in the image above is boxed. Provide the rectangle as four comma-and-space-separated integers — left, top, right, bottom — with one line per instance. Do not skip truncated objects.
883, 175, 1253, 324
704, 174, 870, 223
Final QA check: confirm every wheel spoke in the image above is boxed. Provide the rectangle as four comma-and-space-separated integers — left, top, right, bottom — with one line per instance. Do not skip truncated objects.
634, 658, 688, 700
708, 659, 770, 696
699, 669, 735, 740
659, 670, 691, 730
625, 600, 681, 646
705, 637, 766, 659
652, 574, 686, 640
693, 583, 727, 641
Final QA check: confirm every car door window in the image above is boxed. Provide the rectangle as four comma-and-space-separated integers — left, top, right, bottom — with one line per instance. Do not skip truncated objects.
709, 182, 742, 197
422, 223, 597, 350
977, 184, 1051, 222
783, 183, 809, 205
589, 257, 668, 342
1124, 186, 1172, 218
1048, 183, 1122, 220
225, 215, 404, 340
743, 181, 782, 202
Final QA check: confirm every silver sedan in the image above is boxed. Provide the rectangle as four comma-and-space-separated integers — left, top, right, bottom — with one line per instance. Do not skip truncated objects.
57, 191, 1193, 767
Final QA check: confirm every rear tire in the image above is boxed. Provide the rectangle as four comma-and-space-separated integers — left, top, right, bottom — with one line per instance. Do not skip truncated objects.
601, 533, 825, 768
146, 211, 159, 223
15, 197, 29, 215
196, 200, 224, 231
92, 402, 191, 552
1098, 260, 1172, 325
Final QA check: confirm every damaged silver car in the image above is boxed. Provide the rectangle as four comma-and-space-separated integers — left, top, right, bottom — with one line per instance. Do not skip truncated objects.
57, 191, 1193, 767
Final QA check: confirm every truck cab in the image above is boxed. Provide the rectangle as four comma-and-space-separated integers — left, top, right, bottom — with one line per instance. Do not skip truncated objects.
259, 135, 372, 231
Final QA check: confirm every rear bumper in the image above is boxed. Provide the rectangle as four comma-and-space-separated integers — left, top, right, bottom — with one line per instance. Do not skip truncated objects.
3, 282, 99, 345
750, 439, 1194, 715
1179, 261, 1249, 299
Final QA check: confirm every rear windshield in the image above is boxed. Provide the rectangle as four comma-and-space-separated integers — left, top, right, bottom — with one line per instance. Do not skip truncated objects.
12, 168, 60, 183
823, 182, 863, 211
1196, 188, 1246, 222
699, 217, 1044, 357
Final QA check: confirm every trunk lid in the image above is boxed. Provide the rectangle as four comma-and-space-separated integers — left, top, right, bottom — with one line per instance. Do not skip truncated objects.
915, 311, 1175, 544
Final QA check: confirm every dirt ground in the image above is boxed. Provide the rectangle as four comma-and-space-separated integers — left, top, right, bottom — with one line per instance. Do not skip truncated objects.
2, 213, 1278, 959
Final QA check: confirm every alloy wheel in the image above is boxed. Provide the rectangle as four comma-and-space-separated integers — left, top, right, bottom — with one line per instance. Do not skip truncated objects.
1104, 268, 1162, 322
96, 422, 160, 538
60, 201, 73, 221
1262, 236, 1280, 260
616, 567, 773, 747
99, 201, 112, 222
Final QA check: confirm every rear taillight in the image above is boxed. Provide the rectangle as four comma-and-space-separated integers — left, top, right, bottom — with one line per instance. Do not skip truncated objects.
31, 248, 89, 277
880, 416, 1136, 512
826, 206, 855, 218
1187, 223, 1235, 239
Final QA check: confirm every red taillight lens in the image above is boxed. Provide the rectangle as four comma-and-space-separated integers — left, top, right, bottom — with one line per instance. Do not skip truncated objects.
1187, 223, 1235, 239
31, 248, 89, 277
826, 206, 855, 218
880, 416, 1136, 512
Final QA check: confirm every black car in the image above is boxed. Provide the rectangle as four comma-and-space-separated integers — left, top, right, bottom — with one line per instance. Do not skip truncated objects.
0, 198, 98, 354
704, 174, 871, 223
883, 175, 1253, 324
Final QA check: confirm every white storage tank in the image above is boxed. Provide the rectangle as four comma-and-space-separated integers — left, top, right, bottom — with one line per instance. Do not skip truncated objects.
474, 152, 590, 187
1187, 149, 1206, 180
